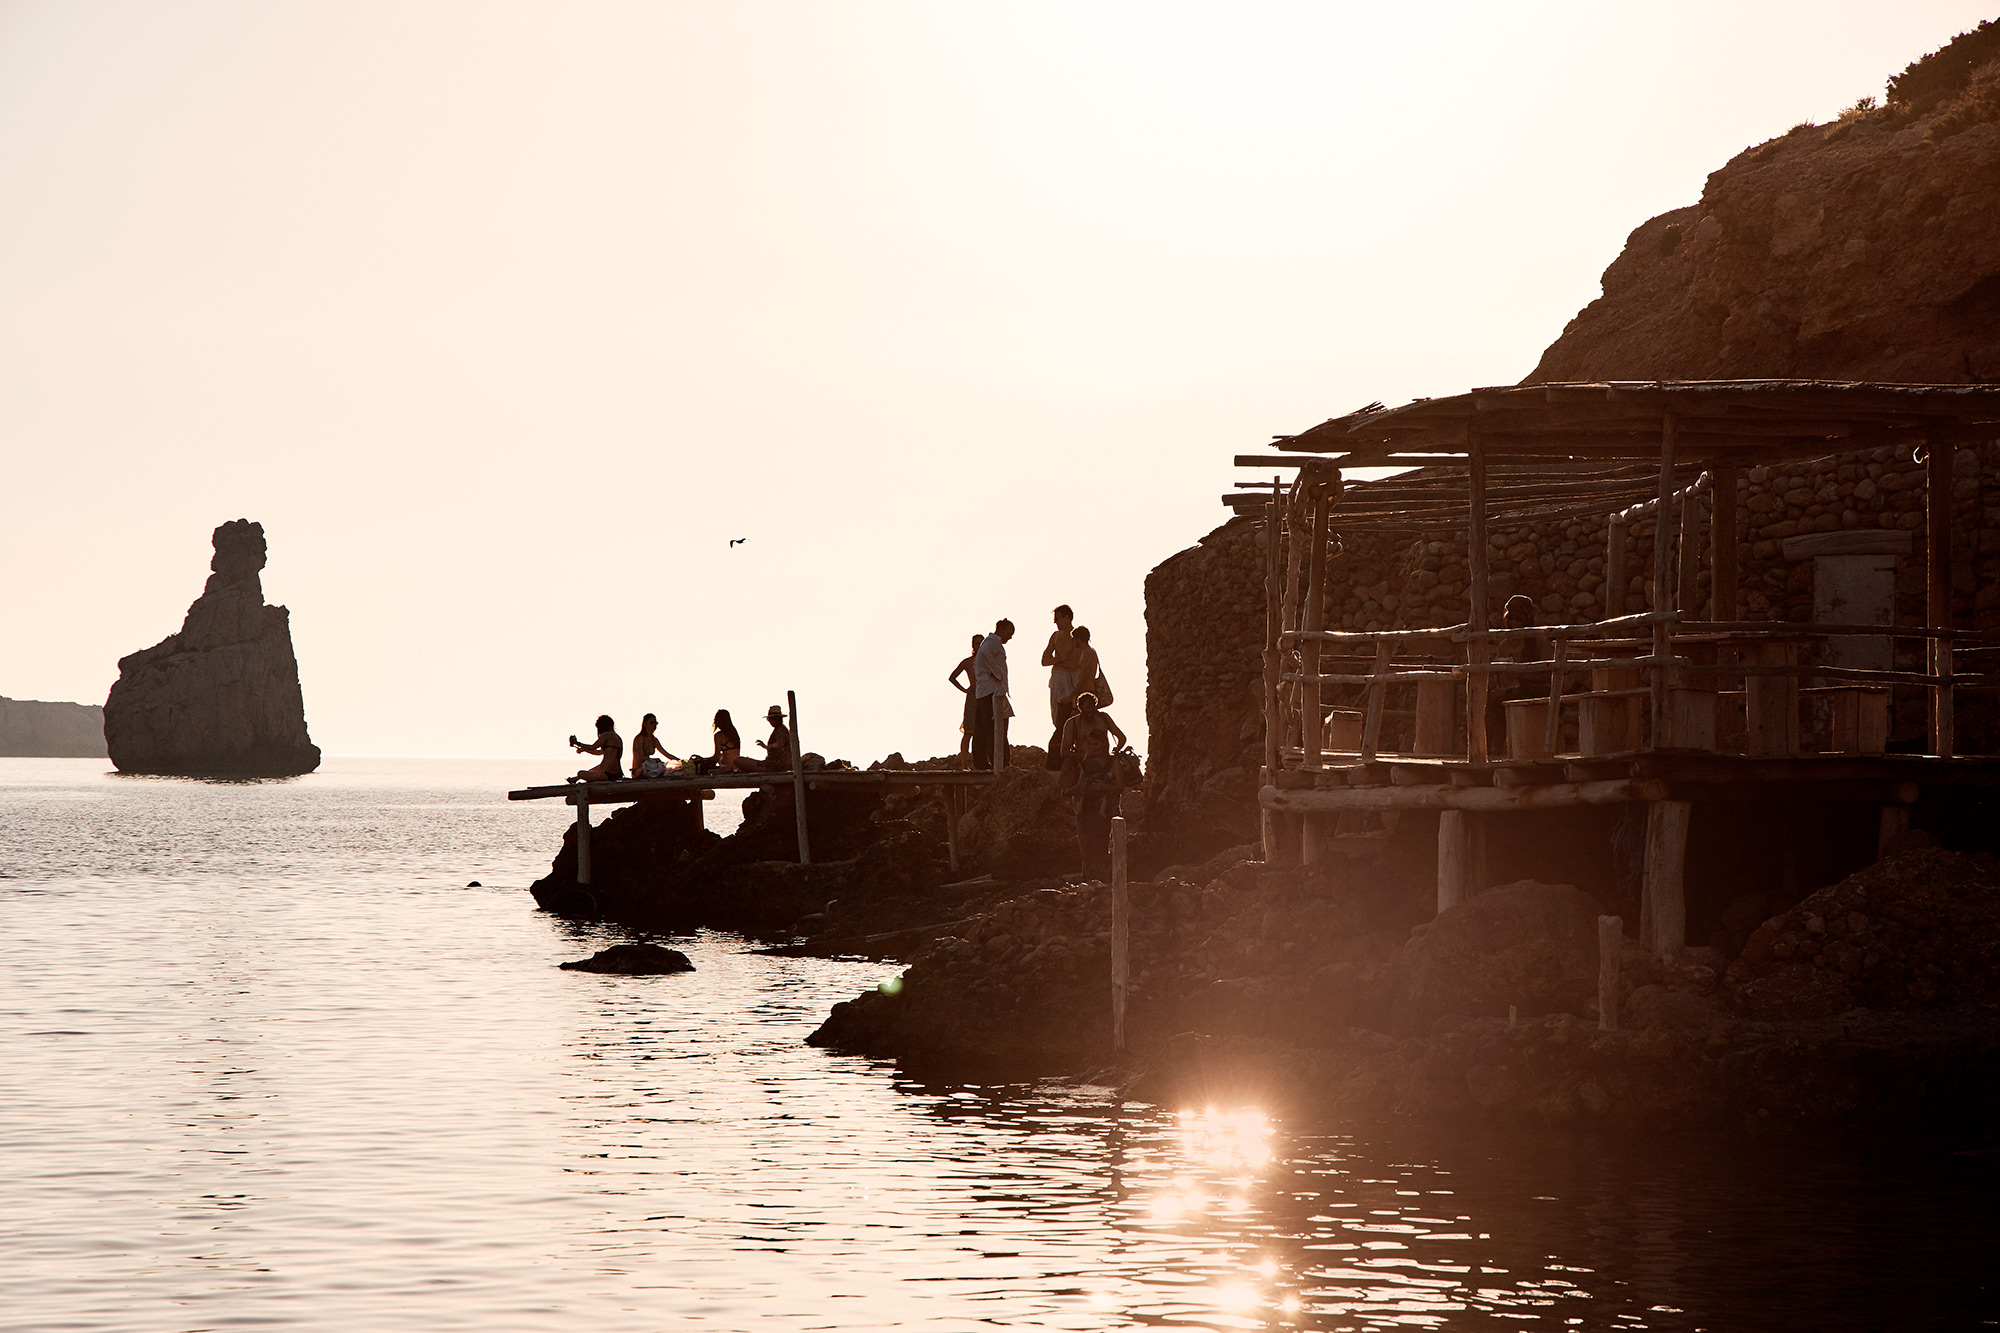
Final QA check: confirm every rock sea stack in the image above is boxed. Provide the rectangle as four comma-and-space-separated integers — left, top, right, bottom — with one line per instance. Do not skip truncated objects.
104, 520, 320, 777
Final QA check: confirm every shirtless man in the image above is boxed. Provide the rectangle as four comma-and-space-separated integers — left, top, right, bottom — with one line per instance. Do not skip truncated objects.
1059, 692, 1127, 879
1042, 604, 1086, 765
568, 715, 623, 783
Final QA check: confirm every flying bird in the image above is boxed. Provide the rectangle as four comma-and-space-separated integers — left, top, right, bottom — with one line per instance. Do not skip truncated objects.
730, 537, 747, 547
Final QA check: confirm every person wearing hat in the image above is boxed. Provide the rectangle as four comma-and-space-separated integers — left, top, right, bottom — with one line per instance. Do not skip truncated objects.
738, 704, 794, 772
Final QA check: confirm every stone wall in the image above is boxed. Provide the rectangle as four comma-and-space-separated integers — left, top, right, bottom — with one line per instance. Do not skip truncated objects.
1143, 516, 1265, 844
1143, 438, 2000, 832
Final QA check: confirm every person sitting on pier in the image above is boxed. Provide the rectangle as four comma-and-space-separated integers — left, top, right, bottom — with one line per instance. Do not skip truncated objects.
948, 633, 982, 761
972, 619, 1014, 769
736, 704, 794, 773
706, 709, 743, 772
630, 713, 678, 779
568, 715, 623, 784
1059, 691, 1127, 878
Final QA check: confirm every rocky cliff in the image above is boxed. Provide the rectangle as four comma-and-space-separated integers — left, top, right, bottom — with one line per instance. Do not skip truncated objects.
1531, 21, 2000, 383
0, 697, 107, 757
104, 520, 320, 777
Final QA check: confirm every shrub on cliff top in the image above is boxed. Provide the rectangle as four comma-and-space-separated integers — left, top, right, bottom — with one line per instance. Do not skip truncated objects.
1887, 18, 2000, 112
1925, 57, 2000, 142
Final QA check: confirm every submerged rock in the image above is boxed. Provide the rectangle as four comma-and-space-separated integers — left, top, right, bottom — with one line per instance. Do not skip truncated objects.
104, 520, 319, 777
559, 943, 695, 974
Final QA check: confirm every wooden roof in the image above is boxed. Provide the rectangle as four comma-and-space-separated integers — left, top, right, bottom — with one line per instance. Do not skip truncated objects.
1283, 380, 2000, 463
1223, 380, 2000, 527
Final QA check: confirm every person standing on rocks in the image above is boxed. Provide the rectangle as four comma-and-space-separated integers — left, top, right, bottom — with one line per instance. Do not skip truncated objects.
1059, 692, 1127, 878
1041, 605, 1085, 761
948, 633, 982, 762
972, 619, 1014, 769
569, 715, 623, 783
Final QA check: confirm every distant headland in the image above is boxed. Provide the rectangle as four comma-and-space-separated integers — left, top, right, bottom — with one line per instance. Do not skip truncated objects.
0, 696, 107, 758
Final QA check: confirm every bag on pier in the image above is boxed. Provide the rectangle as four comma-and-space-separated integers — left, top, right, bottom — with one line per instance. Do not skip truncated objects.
1091, 670, 1113, 708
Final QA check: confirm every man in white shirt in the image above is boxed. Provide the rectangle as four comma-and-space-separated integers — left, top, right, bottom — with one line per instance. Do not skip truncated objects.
972, 618, 1014, 769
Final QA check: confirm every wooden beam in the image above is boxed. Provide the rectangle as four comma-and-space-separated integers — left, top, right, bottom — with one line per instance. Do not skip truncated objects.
1466, 437, 1492, 763
1301, 491, 1331, 769
575, 793, 592, 885
1111, 815, 1129, 1051
1263, 777, 1666, 812
1604, 512, 1627, 619
1651, 413, 1678, 747
1262, 495, 1282, 860
785, 690, 812, 864
1641, 799, 1692, 959
1676, 474, 1703, 627
1598, 915, 1622, 1032
1927, 435, 1955, 758
1437, 809, 1477, 912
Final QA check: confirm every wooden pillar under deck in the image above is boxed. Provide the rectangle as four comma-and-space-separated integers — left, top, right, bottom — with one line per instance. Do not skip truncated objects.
1437, 809, 1480, 913
1466, 439, 1492, 763
785, 690, 812, 865
1640, 799, 1691, 960
1261, 495, 1283, 860
1926, 434, 1955, 758
574, 791, 592, 885
1301, 491, 1331, 768
1604, 513, 1628, 619
1650, 415, 1679, 748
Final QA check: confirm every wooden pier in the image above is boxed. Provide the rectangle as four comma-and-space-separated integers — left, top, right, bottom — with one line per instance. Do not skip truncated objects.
508, 692, 997, 884
1231, 380, 2000, 959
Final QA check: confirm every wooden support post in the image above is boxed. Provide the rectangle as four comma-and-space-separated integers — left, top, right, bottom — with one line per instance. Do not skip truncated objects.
1640, 799, 1691, 960
1262, 496, 1282, 860
1926, 436, 1955, 758
945, 785, 961, 874
1110, 815, 1129, 1052
1878, 802, 1911, 856
1677, 474, 1703, 628
1466, 439, 1492, 763
788, 689, 812, 865
1650, 414, 1678, 748
1598, 914, 1622, 1032
1278, 479, 1306, 754
1301, 491, 1331, 769
1437, 809, 1478, 913
1543, 637, 1566, 755
1360, 639, 1392, 762
574, 791, 592, 885
1604, 512, 1627, 620
1711, 466, 1740, 621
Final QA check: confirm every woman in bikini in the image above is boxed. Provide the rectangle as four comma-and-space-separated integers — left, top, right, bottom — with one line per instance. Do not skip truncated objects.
709, 709, 743, 771
629, 713, 678, 778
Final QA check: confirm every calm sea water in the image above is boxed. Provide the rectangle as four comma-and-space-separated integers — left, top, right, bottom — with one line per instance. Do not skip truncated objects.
2, 756, 1995, 1332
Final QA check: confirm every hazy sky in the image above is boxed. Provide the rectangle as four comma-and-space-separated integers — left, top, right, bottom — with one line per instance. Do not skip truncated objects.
2, 1, 1990, 763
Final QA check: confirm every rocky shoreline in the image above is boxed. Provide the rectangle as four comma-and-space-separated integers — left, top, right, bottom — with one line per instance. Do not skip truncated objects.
526, 754, 2000, 1133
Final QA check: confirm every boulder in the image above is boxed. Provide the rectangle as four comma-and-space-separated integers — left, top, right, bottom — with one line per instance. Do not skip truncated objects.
559, 943, 695, 974
104, 520, 320, 776
1387, 880, 1603, 1036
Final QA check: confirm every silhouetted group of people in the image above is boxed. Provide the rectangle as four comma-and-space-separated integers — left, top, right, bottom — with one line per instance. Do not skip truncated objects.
951, 605, 1131, 877
565, 705, 793, 783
